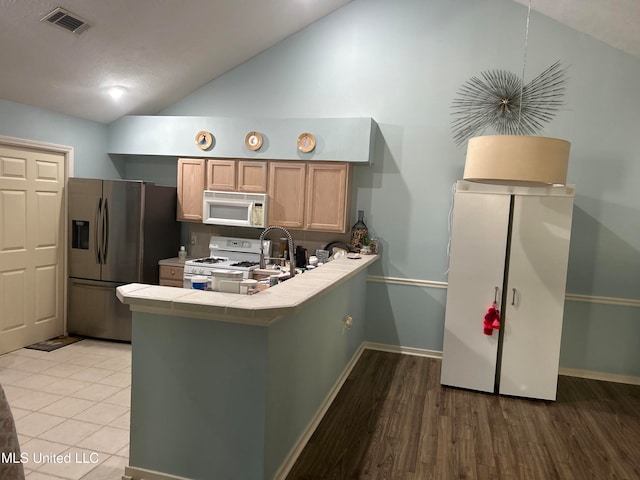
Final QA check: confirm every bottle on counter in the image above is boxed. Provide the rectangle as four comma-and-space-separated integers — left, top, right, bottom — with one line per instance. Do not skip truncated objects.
350, 210, 368, 252
178, 245, 187, 261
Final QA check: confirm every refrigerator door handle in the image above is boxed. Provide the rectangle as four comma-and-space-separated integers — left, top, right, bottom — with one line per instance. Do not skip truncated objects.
95, 198, 103, 264
103, 198, 109, 263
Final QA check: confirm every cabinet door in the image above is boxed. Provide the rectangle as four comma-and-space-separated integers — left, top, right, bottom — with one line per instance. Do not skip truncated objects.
238, 161, 267, 193
441, 191, 510, 393
499, 195, 573, 400
159, 265, 184, 287
268, 162, 306, 229
177, 158, 205, 222
206, 159, 236, 191
305, 163, 351, 232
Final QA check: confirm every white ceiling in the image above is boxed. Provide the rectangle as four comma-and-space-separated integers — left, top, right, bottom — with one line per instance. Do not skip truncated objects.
0, 0, 353, 123
0, 0, 639, 124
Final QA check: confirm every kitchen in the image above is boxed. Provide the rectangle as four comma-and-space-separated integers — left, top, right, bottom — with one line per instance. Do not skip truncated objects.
1, 0, 640, 479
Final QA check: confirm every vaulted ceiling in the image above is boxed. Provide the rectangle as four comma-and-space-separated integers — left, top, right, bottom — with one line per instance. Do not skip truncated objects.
0, 0, 638, 124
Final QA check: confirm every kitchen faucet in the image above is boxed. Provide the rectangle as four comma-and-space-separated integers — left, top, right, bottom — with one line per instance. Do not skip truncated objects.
259, 226, 296, 277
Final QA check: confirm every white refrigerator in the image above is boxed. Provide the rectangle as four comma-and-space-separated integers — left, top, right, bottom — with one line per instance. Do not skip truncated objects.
440, 181, 574, 400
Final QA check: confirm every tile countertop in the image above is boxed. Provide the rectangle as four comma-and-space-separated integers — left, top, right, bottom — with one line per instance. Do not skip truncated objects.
158, 257, 188, 267
118, 254, 378, 327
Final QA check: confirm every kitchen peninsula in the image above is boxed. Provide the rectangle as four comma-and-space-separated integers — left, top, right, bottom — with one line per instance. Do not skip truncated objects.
116, 254, 377, 480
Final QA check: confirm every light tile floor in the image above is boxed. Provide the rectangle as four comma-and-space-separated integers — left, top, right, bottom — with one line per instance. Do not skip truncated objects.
0, 339, 131, 480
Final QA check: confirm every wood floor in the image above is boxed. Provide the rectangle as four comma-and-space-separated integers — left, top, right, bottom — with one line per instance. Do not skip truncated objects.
286, 349, 640, 480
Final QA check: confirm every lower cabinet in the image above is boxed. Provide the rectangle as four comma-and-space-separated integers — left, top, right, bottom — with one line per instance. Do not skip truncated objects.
159, 265, 184, 287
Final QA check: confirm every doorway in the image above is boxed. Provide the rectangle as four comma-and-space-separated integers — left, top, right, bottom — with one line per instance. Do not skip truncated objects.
0, 138, 70, 354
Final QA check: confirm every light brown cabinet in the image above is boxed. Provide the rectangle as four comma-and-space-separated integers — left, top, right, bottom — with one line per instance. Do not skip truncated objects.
305, 163, 351, 232
177, 158, 206, 222
159, 265, 184, 287
206, 159, 236, 191
268, 161, 352, 233
178, 158, 351, 232
237, 161, 268, 193
206, 159, 268, 193
268, 162, 306, 229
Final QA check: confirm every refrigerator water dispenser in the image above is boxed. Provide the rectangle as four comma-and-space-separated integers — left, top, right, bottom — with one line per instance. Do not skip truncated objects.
72, 220, 89, 249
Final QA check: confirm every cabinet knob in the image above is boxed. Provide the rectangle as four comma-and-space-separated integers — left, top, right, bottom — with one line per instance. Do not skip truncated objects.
170, 268, 175, 275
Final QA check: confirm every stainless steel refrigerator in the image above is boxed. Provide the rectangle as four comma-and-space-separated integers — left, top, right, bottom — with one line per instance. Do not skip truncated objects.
67, 178, 181, 341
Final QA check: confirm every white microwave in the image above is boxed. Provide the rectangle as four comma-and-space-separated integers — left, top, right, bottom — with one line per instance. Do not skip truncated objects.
202, 190, 267, 227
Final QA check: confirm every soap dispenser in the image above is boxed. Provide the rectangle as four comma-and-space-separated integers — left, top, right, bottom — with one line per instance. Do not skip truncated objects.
178, 245, 187, 261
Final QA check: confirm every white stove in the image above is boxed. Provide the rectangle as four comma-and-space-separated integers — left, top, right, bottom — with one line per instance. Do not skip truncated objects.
183, 236, 270, 288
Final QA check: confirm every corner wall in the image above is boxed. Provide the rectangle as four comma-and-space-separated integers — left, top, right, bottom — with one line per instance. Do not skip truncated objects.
0, 99, 115, 179
154, 0, 640, 377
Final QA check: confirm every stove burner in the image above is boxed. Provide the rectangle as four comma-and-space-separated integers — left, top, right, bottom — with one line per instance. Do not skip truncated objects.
193, 257, 227, 264
229, 261, 259, 268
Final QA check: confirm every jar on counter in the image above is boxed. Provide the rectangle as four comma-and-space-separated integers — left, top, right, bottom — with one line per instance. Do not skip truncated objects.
350, 210, 368, 252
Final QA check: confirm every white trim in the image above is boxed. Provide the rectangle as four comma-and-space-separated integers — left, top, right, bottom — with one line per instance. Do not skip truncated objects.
0, 135, 74, 177
558, 367, 640, 386
274, 343, 367, 480
123, 465, 191, 480
367, 275, 640, 308
0, 135, 73, 338
363, 341, 443, 359
367, 275, 447, 289
362, 342, 640, 386
564, 293, 640, 308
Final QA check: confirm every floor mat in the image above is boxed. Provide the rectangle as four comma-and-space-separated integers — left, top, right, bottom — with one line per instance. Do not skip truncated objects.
24, 335, 83, 352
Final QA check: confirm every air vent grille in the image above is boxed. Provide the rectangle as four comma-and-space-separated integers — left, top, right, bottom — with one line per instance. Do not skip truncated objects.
41, 7, 90, 35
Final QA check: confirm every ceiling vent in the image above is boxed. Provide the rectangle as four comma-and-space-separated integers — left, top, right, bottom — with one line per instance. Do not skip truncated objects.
41, 7, 90, 35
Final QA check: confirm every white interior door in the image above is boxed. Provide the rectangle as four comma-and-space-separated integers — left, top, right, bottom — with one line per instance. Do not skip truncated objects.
499, 194, 573, 400
0, 145, 65, 354
441, 190, 511, 393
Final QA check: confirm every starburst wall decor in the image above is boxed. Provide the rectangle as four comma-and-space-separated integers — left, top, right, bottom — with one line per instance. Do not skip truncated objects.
451, 61, 567, 145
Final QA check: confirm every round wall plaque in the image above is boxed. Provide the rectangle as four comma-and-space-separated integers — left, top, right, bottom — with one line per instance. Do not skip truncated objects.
245, 131, 263, 151
297, 132, 315, 153
195, 131, 213, 150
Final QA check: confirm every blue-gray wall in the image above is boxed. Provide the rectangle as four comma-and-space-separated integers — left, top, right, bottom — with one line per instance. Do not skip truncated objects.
1, 0, 638, 377
0, 99, 117, 178
161, 0, 640, 377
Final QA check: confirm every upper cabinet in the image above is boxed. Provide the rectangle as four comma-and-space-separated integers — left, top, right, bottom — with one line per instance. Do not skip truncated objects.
268, 161, 352, 233
206, 159, 236, 191
268, 162, 307, 229
237, 161, 268, 193
177, 158, 205, 222
305, 163, 351, 232
206, 159, 268, 193
178, 158, 352, 231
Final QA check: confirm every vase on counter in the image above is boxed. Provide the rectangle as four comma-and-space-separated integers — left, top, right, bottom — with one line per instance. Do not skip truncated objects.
350, 210, 368, 252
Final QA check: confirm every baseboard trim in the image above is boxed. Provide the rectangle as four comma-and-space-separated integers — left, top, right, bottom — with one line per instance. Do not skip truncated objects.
558, 367, 640, 385
363, 341, 443, 359
123, 465, 191, 480
363, 342, 640, 385
274, 343, 367, 480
